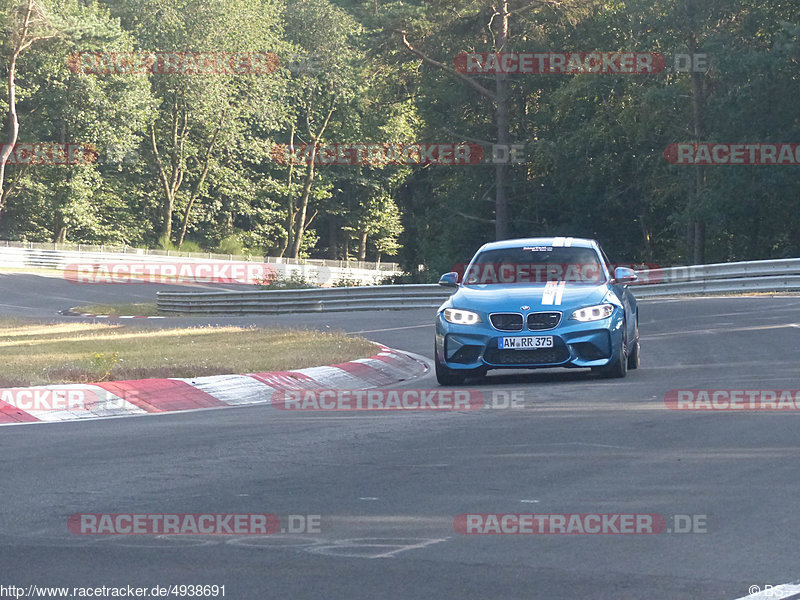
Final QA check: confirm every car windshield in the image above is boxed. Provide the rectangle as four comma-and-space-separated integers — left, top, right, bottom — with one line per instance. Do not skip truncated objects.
464, 246, 606, 284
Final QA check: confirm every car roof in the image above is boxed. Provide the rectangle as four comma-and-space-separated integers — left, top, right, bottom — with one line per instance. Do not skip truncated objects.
476, 237, 598, 251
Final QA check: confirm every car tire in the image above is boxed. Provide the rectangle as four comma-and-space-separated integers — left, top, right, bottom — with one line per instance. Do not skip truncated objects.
434, 349, 468, 386
596, 325, 628, 379
627, 318, 640, 370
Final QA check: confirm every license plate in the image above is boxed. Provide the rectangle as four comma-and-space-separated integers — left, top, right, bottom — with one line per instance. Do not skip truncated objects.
499, 336, 554, 350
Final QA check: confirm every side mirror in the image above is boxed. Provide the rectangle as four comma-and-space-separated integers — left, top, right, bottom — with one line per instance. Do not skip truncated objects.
438, 272, 459, 288
613, 266, 638, 284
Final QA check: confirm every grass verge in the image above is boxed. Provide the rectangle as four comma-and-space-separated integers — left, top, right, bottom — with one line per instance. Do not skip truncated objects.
71, 303, 161, 316
0, 318, 377, 387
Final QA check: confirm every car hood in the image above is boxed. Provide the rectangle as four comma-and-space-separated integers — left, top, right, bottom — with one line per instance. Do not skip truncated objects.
444, 282, 610, 313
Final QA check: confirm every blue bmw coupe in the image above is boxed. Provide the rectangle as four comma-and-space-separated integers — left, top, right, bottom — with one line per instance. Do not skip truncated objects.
435, 237, 640, 385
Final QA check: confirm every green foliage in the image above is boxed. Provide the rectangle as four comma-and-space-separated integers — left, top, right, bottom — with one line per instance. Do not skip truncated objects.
256, 270, 319, 289
215, 235, 245, 256
89, 351, 120, 381
178, 240, 204, 253
1, 0, 798, 268
332, 273, 363, 287
157, 235, 173, 250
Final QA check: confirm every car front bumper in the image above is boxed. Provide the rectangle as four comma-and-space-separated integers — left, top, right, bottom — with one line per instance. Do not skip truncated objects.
435, 309, 624, 371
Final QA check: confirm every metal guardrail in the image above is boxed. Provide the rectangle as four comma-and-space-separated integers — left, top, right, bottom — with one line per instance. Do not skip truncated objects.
0, 240, 399, 272
0, 244, 401, 285
631, 274, 800, 297
157, 285, 451, 314
638, 258, 800, 284
156, 258, 800, 315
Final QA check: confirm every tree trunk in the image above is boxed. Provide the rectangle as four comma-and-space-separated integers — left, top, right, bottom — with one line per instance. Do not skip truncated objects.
161, 189, 175, 242
0, 60, 20, 228
289, 102, 336, 258
54, 120, 69, 242
177, 115, 223, 248
1, 0, 79, 228
493, 1, 511, 241
357, 229, 368, 261
290, 157, 316, 258
280, 126, 297, 258
177, 200, 193, 248
0, 5, 27, 228
639, 216, 653, 261
328, 216, 338, 259
399, 4, 513, 241
689, 32, 706, 265
151, 98, 187, 246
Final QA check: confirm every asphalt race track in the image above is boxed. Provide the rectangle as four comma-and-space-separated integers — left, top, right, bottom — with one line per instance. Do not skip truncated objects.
2, 272, 800, 599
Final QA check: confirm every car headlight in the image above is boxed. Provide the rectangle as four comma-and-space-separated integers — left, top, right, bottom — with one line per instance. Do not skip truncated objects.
570, 303, 614, 322
443, 308, 481, 325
